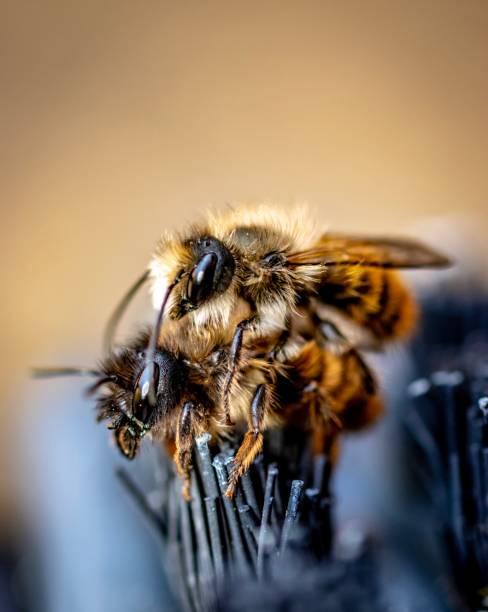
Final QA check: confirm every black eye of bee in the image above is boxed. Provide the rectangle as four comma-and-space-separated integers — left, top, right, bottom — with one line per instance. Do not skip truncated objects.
187, 252, 218, 305
262, 252, 286, 268
186, 236, 235, 307
132, 361, 160, 423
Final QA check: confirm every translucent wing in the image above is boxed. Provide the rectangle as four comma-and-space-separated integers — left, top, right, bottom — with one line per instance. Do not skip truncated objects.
287, 233, 451, 269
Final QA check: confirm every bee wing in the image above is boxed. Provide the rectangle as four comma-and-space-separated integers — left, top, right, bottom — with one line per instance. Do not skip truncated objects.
288, 234, 452, 269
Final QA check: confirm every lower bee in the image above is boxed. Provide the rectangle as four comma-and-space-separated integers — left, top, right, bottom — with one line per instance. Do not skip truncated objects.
37, 312, 384, 500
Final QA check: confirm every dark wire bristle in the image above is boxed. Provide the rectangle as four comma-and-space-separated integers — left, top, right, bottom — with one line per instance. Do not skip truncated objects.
212, 453, 249, 576
195, 434, 220, 499
280, 479, 304, 555
238, 471, 259, 522
405, 291, 488, 610
179, 492, 201, 612
224, 457, 258, 563
117, 428, 349, 612
115, 468, 167, 536
256, 464, 278, 579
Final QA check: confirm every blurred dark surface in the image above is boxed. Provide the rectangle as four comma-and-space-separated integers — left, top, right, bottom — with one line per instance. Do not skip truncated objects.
403, 290, 488, 610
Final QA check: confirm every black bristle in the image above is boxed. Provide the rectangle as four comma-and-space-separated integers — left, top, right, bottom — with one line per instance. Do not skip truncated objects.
203, 496, 225, 585
212, 453, 250, 575
404, 291, 488, 610
256, 464, 278, 579
116, 429, 350, 611
279, 479, 304, 555
238, 471, 260, 522
195, 434, 220, 499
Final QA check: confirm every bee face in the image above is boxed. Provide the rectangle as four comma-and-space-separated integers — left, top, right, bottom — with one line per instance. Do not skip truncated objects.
94, 341, 186, 459
150, 208, 309, 329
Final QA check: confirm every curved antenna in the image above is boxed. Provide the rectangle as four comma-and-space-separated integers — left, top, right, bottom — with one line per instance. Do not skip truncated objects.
142, 272, 185, 407
103, 270, 150, 355
31, 366, 100, 378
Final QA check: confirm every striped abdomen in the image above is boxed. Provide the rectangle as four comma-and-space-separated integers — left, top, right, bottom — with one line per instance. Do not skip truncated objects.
281, 341, 383, 433
321, 347, 383, 431
317, 267, 417, 341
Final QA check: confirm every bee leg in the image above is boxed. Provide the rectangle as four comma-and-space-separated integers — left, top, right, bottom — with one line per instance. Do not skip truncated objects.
163, 438, 176, 457
305, 381, 342, 425
267, 315, 291, 360
175, 401, 195, 501
304, 381, 342, 460
222, 315, 258, 426
225, 383, 269, 498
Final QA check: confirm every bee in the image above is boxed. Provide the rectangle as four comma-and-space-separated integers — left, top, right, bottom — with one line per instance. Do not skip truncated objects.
106, 204, 450, 427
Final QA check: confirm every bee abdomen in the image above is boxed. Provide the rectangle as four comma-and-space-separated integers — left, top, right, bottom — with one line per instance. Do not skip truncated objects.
318, 269, 417, 341
369, 270, 417, 339
323, 349, 383, 430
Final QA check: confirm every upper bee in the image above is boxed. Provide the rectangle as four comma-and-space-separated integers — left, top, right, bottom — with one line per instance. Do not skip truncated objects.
149, 205, 450, 333
122, 204, 450, 423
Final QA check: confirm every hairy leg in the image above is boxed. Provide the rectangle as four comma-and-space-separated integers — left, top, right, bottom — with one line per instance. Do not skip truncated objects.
222, 316, 257, 426
174, 401, 195, 500
225, 383, 271, 497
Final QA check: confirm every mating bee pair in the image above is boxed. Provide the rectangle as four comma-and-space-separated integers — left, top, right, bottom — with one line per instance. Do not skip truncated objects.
37, 205, 450, 498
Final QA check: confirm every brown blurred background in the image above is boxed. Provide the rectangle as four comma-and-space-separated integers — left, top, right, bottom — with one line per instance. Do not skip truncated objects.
1, 1, 487, 531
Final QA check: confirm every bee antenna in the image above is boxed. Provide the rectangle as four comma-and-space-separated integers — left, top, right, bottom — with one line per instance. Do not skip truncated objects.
31, 366, 100, 379
103, 270, 150, 355
143, 271, 185, 406
85, 374, 118, 395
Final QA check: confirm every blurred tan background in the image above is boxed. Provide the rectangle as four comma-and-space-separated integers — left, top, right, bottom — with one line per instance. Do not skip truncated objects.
1, 1, 487, 530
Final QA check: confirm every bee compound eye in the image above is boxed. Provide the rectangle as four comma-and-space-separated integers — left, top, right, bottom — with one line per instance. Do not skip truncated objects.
132, 362, 160, 423
262, 252, 286, 268
186, 252, 218, 306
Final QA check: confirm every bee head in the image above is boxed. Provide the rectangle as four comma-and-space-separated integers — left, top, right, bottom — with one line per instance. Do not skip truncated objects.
151, 234, 236, 321
92, 334, 185, 459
